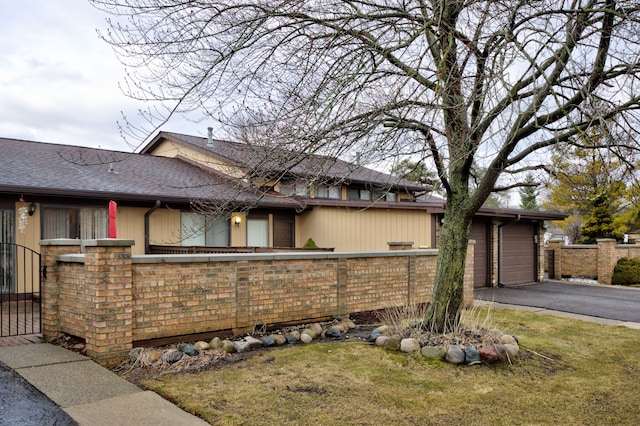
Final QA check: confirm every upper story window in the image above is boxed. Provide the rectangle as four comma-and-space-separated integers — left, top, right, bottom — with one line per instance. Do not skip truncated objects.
42, 207, 108, 239
384, 192, 397, 202
315, 185, 341, 199
347, 188, 371, 201
279, 182, 310, 197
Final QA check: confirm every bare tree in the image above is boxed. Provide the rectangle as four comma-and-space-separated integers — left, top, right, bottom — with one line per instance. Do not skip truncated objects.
92, 0, 640, 332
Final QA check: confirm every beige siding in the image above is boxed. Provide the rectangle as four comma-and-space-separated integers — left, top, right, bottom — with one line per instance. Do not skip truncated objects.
13, 202, 40, 293
297, 206, 432, 252
114, 207, 147, 255
149, 139, 244, 178
148, 208, 182, 248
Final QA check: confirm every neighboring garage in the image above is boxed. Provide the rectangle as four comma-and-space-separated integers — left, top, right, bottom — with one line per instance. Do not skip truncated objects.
436, 208, 566, 289
470, 221, 490, 288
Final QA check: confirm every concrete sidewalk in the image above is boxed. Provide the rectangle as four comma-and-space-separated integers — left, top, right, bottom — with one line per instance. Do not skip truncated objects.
0, 343, 208, 426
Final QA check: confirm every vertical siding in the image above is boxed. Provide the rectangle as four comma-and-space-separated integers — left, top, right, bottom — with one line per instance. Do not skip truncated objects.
148, 208, 182, 248
297, 206, 432, 252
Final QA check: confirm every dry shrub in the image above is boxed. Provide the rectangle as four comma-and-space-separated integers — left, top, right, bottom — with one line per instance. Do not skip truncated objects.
376, 302, 502, 348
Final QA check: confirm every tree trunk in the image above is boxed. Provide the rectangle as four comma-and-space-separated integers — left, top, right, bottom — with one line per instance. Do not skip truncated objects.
423, 203, 473, 333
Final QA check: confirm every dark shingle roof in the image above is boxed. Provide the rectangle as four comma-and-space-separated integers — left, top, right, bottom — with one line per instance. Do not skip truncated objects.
0, 137, 298, 207
143, 131, 431, 192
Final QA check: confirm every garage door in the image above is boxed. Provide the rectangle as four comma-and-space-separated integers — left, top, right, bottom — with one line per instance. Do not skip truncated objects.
470, 222, 489, 288
501, 222, 536, 285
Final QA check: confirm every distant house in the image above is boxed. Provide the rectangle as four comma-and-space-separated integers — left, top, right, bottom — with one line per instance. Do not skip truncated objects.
1, 132, 564, 301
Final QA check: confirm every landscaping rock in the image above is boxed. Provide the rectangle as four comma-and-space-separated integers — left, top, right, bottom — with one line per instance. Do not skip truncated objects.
261, 336, 276, 347
400, 338, 421, 354
284, 334, 297, 344
445, 345, 465, 364
375, 335, 390, 347
271, 334, 288, 346
300, 333, 314, 344
421, 345, 446, 360
464, 347, 481, 365
325, 327, 342, 338
503, 344, 519, 359
178, 343, 199, 357
290, 330, 301, 341
234, 341, 251, 353
209, 337, 222, 350
222, 340, 237, 354
479, 344, 507, 363
194, 341, 210, 351
384, 337, 401, 351
302, 328, 319, 340
310, 323, 323, 336
245, 336, 264, 350
163, 349, 183, 364
488, 328, 504, 341
344, 319, 356, 329
143, 350, 161, 365
500, 334, 518, 347
367, 325, 388, 342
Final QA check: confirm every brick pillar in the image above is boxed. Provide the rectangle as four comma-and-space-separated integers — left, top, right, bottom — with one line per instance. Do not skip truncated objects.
462, 240, 475, 307
82, 239, 134, 366
597, 238, 617, 285
39, 239, 82, 342
547, 239, 563, 280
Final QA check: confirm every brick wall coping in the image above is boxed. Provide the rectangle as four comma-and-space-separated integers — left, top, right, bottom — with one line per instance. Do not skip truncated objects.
53, 248, 438, 264
40, 239, 83, 246
131, 248, 439, 264
557, 244, 597, 249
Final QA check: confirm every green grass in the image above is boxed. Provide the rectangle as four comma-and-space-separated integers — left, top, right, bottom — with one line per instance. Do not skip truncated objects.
140, 308, 640, 425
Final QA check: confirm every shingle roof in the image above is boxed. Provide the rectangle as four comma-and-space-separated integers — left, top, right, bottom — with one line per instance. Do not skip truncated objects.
143, 131, 431, 192
0, 137, 299, 207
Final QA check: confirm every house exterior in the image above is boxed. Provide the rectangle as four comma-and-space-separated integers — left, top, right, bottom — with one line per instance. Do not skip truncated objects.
1, 133, 564, 301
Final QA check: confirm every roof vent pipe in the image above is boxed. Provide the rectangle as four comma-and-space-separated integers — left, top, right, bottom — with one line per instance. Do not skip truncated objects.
207, 127, 214, 147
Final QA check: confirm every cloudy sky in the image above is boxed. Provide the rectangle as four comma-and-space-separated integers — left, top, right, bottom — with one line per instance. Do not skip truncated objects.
0, 1, 199, 152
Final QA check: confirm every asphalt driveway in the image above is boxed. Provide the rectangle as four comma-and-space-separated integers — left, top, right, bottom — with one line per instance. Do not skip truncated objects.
474, 281, 640, 323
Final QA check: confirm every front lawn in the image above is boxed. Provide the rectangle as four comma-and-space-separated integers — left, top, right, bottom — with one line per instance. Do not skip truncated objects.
139, 308, 640, 425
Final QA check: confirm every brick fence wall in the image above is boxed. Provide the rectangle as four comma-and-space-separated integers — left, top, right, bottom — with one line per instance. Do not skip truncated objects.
546, 238, 640, 285
41, 239, 475, 366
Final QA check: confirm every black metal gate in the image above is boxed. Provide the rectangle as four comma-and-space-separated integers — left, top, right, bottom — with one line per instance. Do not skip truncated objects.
1, 243, 41, 336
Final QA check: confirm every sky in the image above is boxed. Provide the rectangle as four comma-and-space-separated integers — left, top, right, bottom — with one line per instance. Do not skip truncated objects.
0, 1, 199, 152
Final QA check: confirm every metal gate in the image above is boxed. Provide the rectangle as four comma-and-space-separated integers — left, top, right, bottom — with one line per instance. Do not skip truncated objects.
1, 243, 41, 336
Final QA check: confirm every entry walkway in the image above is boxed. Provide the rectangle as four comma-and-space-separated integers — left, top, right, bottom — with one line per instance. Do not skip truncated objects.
0, 343, 208, 425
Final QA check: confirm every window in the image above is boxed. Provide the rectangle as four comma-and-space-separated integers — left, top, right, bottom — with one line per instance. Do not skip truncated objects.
280, 182, 310, 197
42, 207, 108, 239
247, 217, 269, 247
347, 188, 371, 201
385, 192, 397, 202
315, 185, 341, 199
181, 212, 230, 246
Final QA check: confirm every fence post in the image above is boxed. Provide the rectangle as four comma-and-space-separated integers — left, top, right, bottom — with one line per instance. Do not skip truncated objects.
597, 238, 617, 285
82, 239, 134, 366
39, 239, 82, 342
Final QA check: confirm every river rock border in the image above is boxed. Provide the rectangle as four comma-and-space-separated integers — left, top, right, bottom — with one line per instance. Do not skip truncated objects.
125, 317, 519, 368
